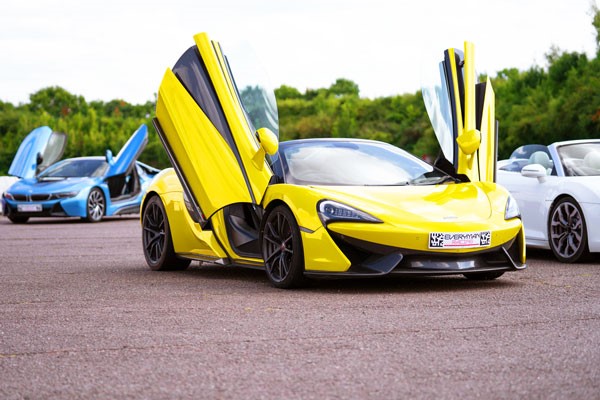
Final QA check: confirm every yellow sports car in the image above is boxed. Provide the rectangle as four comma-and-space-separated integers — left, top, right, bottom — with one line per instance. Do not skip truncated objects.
141, 33, 526, 288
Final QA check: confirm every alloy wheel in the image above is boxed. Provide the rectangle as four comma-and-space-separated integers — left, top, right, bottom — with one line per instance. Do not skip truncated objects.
549, 198, 587, 262
87, 189, 105, 222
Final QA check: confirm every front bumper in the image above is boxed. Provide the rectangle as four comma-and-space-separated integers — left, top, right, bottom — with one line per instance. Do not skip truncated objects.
3, 200, 69, 218
304, 231, 525, 278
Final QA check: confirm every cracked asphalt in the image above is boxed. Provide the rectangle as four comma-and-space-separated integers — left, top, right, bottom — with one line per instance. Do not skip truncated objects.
0, 216, 599, 399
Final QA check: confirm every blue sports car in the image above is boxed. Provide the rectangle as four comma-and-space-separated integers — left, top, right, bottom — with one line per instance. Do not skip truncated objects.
2, 124, 158, 223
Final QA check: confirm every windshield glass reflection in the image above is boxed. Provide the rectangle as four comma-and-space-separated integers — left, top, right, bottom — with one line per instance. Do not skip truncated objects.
280, 140, 448, 186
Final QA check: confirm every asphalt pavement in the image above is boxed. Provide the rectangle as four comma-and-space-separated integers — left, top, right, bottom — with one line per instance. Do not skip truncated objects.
0, 216, 599, 399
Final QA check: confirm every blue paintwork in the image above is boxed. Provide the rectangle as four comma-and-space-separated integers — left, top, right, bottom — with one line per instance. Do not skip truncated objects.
106, 124, 149, 177
8, 126, 56, 179
2, 124, 159, 222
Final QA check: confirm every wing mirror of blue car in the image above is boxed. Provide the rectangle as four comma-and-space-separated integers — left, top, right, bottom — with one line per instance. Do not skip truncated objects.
105, 149, 114, 166
252, 127, 279, 169
521, 164, 547, 182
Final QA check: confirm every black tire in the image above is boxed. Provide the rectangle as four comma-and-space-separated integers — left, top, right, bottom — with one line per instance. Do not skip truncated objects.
464, 271, 505, 281
548, 197, 588, 263
7, 214, 29, 224
260, 205, 305, 289
142, 195, 190, 271
84, 188, 105, 222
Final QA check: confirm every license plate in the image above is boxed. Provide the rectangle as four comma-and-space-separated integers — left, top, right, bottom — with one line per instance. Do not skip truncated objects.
429, 231, 491, 249
17, 204, 42, 212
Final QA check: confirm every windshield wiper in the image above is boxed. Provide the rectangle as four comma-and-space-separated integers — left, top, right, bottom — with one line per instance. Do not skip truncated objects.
363, 181, 410, 186
411, 175, 459, 185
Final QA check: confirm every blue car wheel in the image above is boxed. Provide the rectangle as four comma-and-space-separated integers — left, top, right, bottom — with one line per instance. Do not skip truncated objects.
84, 188, 105, 222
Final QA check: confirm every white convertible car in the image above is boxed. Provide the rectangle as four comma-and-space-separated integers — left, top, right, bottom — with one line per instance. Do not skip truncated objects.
497, 139, 600, 263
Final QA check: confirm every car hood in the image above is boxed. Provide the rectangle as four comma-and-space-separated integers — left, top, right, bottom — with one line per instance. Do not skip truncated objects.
308, 183, 494, 224
7, 177, 96, 195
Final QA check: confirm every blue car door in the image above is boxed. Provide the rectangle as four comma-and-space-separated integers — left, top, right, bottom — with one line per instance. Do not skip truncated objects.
8, 126, 67, 179
105, 124, 149, 178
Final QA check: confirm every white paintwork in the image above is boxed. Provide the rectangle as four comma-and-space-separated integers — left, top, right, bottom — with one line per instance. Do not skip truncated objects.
497, 139, 600, 254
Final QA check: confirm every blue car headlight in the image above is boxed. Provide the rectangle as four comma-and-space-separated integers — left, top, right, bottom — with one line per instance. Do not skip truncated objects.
318, 200, 382, 225
3, 192, 14, 200
505, 194, 521, 220
50, 191, 80, 200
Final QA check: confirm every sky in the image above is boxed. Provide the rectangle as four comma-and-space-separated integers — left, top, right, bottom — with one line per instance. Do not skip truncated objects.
0, 0, 598, 105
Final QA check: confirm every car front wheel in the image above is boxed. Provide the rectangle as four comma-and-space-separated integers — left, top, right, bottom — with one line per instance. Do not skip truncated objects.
548, 197, 588, 263
260, 205, 305, 289
142, 195, 190, 271
84, 188, 105, 222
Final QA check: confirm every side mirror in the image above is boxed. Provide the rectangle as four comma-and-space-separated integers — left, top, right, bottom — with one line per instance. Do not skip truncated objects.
257, 127, 278, 156
456, 129, 481, 155
521, 164, 547, 182
252, 128, 279, 169
36, 152, 43, 166
105, 149, 114, 166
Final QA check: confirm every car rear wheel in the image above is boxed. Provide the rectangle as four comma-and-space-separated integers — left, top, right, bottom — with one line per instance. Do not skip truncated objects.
548, 197, 588, 263
261, 205, 305, 289
142, 195, 190, 271
7, 214, 29, 224
84, 188, 105, 222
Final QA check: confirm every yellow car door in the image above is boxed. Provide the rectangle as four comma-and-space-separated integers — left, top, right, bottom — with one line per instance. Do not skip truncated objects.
422, 42, 497, 182
154, 32, 276, 224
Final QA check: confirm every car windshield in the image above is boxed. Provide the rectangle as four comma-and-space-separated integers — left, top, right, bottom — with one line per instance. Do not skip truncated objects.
558, 142, 600, 176
39, 158, 108, 178
279, 140, 450, 186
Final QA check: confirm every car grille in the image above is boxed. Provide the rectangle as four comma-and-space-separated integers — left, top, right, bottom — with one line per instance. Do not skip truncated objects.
31, 194, 52, 201
12, 194, 52, 201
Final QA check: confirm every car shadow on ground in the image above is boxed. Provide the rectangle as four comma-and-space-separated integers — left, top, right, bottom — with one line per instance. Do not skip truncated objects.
165, 262, 524, 294
0, 215, 139, 225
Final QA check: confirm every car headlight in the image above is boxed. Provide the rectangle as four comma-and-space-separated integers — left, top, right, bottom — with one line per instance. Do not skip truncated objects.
505, 194, 521, 220
51, 191, 80, 199
318, 200, 382, 225
3, 192, 14, 200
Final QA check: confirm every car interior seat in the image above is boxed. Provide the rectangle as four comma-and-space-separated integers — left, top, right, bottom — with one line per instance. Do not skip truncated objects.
583, 151, 600, 174
529, 151, 553, 175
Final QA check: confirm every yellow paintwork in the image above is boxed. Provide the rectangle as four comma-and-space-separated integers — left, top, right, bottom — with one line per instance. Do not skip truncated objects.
450, 42, 496, 183
252, 128, 279, 170
155, 32, 273, 219
260, 182, 523, 270
146, 34, 525, 276
142, 169, 228, 260
156, 70, 251, 218
144, 173, 524, 271
193, 33, 273, 204
479, 78, 496, 182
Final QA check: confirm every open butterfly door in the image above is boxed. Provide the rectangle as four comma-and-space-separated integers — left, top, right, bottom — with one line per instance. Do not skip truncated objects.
422, 42, 497, 182
154, 32, 275, 225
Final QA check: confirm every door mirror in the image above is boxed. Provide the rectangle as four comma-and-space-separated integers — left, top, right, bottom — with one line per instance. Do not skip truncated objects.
105, 149, 114, 166
521, 164, 547, 181
257, 128, 278, 156
252, 128, 279, 169
35, 152, 43, 166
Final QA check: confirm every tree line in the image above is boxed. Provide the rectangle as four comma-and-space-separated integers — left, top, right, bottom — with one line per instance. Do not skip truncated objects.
1, 13, 598, 175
